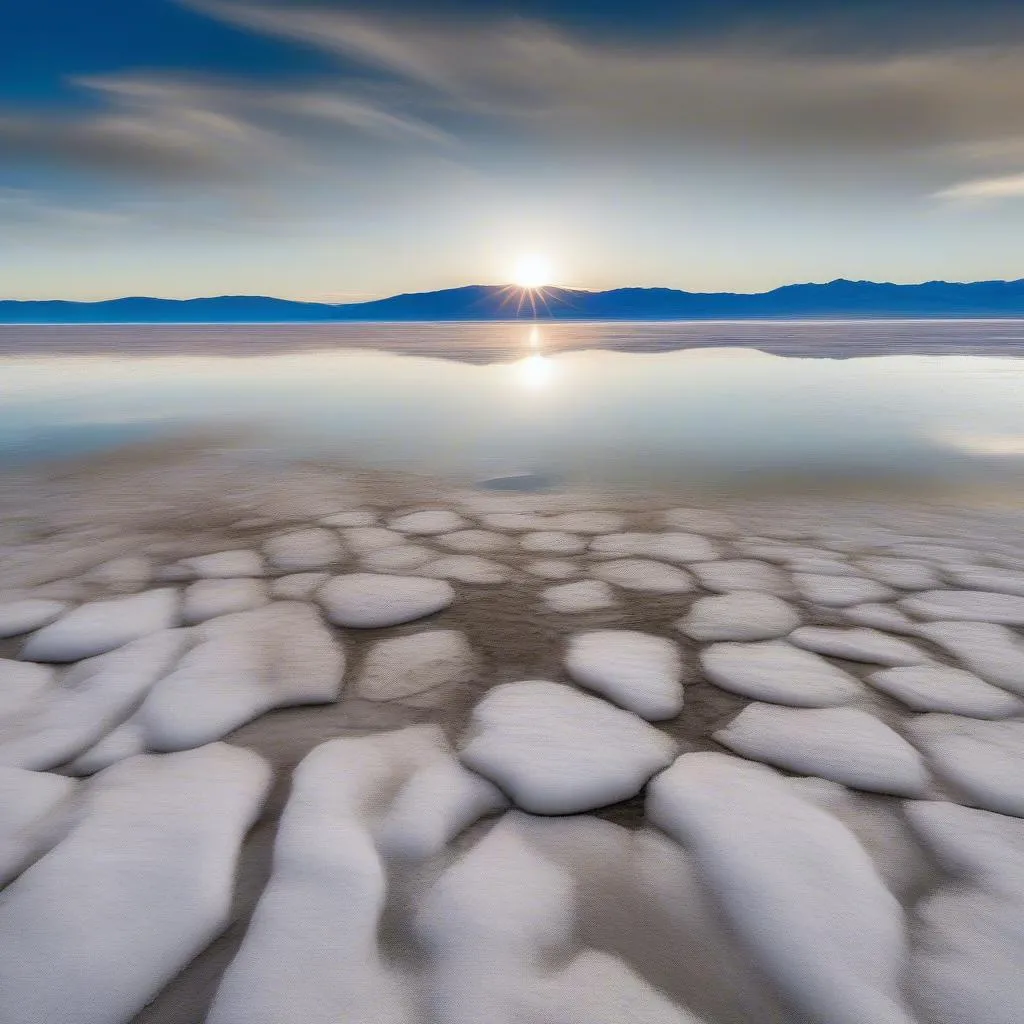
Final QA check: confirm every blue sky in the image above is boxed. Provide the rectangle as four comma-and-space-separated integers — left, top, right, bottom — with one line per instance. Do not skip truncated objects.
3, 0, 1024, 299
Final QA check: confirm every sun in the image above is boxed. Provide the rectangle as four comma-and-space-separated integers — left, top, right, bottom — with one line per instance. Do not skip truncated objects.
512, 254, 553, 290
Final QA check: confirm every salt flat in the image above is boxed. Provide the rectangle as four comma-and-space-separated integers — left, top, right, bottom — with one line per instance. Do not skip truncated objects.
1, 440, 1024, 1024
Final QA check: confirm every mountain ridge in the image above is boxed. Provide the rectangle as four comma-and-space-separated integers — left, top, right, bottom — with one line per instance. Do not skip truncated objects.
3, 278, 1024, 323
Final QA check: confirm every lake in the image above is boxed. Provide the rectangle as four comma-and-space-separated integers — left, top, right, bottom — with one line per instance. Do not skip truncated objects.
2, 320, 1024, 497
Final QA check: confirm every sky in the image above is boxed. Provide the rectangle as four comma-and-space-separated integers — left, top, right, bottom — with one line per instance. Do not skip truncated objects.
3, 0, 1024, 300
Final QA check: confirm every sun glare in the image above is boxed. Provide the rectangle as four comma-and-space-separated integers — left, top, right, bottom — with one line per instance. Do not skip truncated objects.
513, 254, 553, 290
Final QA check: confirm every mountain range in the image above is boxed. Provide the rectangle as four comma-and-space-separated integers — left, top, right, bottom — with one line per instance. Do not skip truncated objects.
3, 279, 1024, 323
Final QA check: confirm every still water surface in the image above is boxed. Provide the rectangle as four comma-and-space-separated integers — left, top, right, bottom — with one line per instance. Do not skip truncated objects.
1, 322, 1023, 496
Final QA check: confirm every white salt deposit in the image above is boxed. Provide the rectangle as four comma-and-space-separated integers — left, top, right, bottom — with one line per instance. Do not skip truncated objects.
699, 640, 863, 706
84, 556, 152, 593
319, 510, 377, 528
565, 630, 685, 721
208, 728, 462, 1024
524, 559, 580, 580
543, 580, 618, 613
678, 592, 800, 642
944, 566, 1024, 597
788, 626, 929, 665
0, 599, 69, 638
389, 509, 468, 535
521, 531, 588, 555
915, 621, 1024, 696
786, 556, 860, 576
868, 665, 1024, 718
20, 589, 179, 663
590, 532, 717, 563
361, 544, 437, 572
318, 573, 455, 627
437, 530, 512, 553
0, 660, 55, 721
0, 630, 190, 771
67, 721, 147, 776
0, 744, 270, 1024
591, 559, 694, 593
843, 603, 922, 634
549, 511, 626, 534
342, 526, 406, 554
357, 630, 477, 704
377, 758, 508, 862
856, 557, 942, 590
480, 512, 552, 532
459, 680, 677, 814
181, 578, 268, 625
901, 589, 1024, 624
179, 549, 265, 579
906, 715, 1024, 816
647, 752, 915, 1024
690, 559, 792, 596
139, 602, 344, 752
662, 507, 737, 536
793, 573, 897, 607
268, 571, 329, 599
715, 704, 931, 797
420, 555, 511, 584
0, 766, 75, 887
263, 528, 345, 571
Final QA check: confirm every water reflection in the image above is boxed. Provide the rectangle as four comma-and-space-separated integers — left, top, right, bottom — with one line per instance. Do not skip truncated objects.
2, 338, 1024, 497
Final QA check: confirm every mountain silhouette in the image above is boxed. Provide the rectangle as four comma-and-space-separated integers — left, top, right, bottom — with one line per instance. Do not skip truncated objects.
3, 279, 1024, 323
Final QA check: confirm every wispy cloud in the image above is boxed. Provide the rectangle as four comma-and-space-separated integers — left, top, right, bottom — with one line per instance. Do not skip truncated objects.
934, 172, 1024, 202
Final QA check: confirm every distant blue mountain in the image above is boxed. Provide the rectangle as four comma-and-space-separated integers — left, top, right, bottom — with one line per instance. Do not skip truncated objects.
3, 279, 1024, 323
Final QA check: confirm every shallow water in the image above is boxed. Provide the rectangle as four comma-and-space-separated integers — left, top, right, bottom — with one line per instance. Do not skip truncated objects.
2, 321, 1024, 496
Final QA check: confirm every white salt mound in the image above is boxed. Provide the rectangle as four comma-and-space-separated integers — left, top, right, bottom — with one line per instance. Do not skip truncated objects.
906, 715, 1024, 817
543, 580, 618, 613
715, 704, 931, 797
0, 630, 190, 771
181, 578, 268, 625
319, 510, 377, 528
0, 600, 69, 639
438, 530, 512, 553
263, 528, 345, 571
357, 630, 477, 704
646, 752, 915, 1024
591, 559, 694, 593
84, 556, 152, 593
67, 721, 147, 776
0, 744, 270, 1024
318, 573, 455, 628
208, 728, 466, 1024
420, 555, 510, 584
690, 560, 792, 596
901, 589, 1024, 624
868, 665, 1024, 718
857, 557, 941, 590
389, 509, 468, 535
0, 766, 76, 887
788, 626, 929, 666
794, 573, 897, 608
944, 566, 1024, 597
459, 680, 677, 814
521, 531, 588, 555
361, 544, 437, 573
548, 511, 626, 534
20, 589, 178, 663
179, 549, 265, 579
590, 533, 716, 564
342, 526, 406, 554
915, 621, 1024, 696
0, 660, 55, 721
139, 602, 344, 752
843, 603, 922, 635
678, 592, 800, 642
699, 640, 863, 706
565, 630, 685, 721
269, 572, 329, 600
